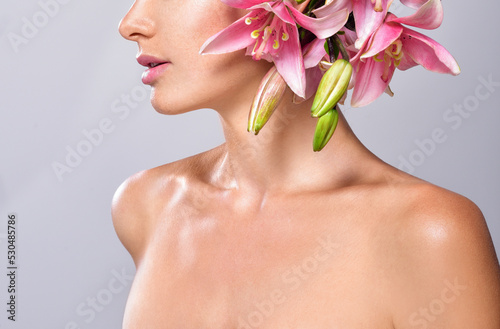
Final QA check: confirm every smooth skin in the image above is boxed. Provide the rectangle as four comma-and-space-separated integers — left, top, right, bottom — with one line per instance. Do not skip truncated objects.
115, 0, 500, 328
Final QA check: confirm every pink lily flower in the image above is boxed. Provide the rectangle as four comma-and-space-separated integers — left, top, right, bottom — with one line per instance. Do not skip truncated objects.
313, 0, 353, 19
352, 0, 392, 50
200, 0, 349, 98
302, 38, 329, 100
350, 0, 460, 107
353, 0, 444, 51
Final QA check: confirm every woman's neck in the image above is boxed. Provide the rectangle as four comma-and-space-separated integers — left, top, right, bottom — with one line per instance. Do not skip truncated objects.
214, 89, 381, 197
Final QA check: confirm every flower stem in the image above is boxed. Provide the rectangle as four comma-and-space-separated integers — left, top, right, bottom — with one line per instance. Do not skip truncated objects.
333, 34, 350, 61
327, 37, 336, 63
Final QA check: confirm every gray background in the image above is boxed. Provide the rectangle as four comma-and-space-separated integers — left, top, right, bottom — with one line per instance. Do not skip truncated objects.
0, 0, 498, 328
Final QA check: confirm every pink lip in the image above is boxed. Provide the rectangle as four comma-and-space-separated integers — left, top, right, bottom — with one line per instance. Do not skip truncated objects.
141, 63, 170, 84
136, 54, 170, 85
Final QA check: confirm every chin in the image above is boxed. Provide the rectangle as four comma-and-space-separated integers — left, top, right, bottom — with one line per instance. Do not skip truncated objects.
149, 87, 201, 116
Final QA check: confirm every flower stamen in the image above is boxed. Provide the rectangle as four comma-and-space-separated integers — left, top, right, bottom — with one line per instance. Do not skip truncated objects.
371, 0, 383, 12
250, 14, 289, 59
377, 39, 404, 82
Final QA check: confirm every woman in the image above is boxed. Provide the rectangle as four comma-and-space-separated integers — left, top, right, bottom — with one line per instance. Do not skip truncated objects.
113, 0, 500, 328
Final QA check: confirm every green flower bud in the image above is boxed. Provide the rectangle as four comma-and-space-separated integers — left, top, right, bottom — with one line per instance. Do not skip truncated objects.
248, 66, 287, 135
311, 59, 352, 118
313, 107, 339, 152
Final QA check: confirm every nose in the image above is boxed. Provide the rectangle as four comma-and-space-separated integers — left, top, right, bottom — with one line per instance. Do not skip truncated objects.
119, 1, 155, 41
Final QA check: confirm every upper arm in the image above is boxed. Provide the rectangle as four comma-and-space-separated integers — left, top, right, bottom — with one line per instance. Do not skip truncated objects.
390, 188, 500, 329
111, 171, 152, 264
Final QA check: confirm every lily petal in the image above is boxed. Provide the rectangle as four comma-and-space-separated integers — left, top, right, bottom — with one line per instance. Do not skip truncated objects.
220, 0, 267, 9
396, 51, 418, 71
400, 27, 460, 75
361, 20, 403, 59
274, 24, 306, 98
251, 2, 295, 25
200, 11, 262, 54
245, 46, 273, 62
338, 26, 358, 50
351, 57, 395, 107
304, 66, 323, 100
387, 0, 443, 29
287, 5, 349, 39
399, 0, 428, 10
302, 38, 328, 100
353, 0, 392, 49
303, 38, 327, 69
313, 0, 353, 19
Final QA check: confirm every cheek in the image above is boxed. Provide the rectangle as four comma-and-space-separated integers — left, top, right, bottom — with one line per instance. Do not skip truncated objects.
167, 5, 252, 86
177, 1, 247, 50
150, 1, 271, 113
151, 53, 271, 115
182, 5, 264, 83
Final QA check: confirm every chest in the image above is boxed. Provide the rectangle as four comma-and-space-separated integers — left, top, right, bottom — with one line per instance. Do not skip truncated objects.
123, 204, 394, 329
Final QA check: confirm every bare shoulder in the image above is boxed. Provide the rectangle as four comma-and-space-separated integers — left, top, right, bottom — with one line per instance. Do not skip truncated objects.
111, 145, 224, 264
393, 180, 497, 267
111, 166, 166, 263
380, 177, 500, 328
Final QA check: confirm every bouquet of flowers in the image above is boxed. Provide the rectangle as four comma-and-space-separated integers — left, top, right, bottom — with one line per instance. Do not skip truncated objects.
200, 0, 460, 151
